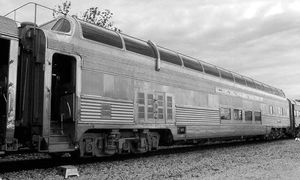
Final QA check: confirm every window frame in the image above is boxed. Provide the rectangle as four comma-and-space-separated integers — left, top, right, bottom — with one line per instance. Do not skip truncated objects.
51, 18, 72, 34
166, 95, 173, 121
234, 75, 247, 85
254, 111, 262, 122
147, 93, 154, 120
233, 109, 243, 121
137, 92, 145, 120
123, 35, 156, 58
219, 69, 234, 82
80, 21, 123, 49
181, 56, 203, 72
269, 105, 274, 115
220, 107, 231, 120
202, 64, 220, 77
158, 47, 182, 66
245, 110, 253, 121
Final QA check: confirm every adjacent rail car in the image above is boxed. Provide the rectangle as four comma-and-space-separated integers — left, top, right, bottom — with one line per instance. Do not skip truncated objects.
290, 100, 300, 134
0, 14, 296, 157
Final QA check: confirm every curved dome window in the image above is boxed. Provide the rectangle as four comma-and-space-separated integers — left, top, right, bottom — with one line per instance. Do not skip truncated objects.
51, 18, 71, 33
80, 22, 122, 48
123, 35, 155, 58
158, 48, 182, 66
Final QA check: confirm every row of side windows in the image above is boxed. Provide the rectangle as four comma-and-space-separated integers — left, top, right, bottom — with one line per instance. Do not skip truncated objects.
268, 105, 287, 116
79, 21, 284, 98
294, 110, 300, 117
220, 108, 262, 122
137, 92, 173, 121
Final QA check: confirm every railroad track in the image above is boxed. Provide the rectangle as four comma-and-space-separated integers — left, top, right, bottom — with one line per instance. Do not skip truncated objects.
0, 138, 279, 173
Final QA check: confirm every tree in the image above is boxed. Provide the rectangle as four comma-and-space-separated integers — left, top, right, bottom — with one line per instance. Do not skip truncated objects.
53, 1, 120, 32
53, 1, 71, 16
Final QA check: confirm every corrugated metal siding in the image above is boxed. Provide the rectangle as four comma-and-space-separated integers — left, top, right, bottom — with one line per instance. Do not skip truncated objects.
80, 95, 134, 124
0, 16, 18, 38
176, 105, 220, 125
262, 115, 290, 127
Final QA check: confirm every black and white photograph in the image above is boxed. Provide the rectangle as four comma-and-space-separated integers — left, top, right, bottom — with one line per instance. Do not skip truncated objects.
0, 0, 300, 179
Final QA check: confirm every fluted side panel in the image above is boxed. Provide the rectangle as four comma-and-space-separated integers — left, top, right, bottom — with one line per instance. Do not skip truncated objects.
80, 95, 134, 124
176, 105, 220, 126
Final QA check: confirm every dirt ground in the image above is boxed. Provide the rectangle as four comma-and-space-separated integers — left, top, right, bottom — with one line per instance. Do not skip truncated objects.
1, 139, 300, 180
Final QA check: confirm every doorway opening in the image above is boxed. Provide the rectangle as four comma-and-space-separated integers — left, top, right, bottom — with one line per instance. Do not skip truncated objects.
51, 53, 76, 138
0, 38, 10, 144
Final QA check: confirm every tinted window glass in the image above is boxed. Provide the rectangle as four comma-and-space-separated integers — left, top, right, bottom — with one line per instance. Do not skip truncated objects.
182, 57, 203, 72
51, 18, 71, 33
245, 111, 252, 121
261, 85, 268, 92
245, 79, 256, 88
158, 48, 182, 66
233, 109, 243, 120
256, 83, 265, 91
80, 22, 122, 48
274, 89, 281, 96
254, 112, 262, 121
270, 87, 277, 95
265, 86, 273, 94
253, 82, 261, 90
123, 36, 155, 58
220, 108, 231, 120
269, 105, 274, 114
220, 70, 234, 82
279, 90, 285, 97
202, 64, 220, 77
234, 75, 246, 85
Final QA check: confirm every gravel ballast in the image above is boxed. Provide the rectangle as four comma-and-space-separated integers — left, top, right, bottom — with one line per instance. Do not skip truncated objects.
1, 139, 300, 180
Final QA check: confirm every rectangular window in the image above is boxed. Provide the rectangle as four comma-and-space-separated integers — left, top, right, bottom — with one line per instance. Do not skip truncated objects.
233, 109, 243, 120
159, 48, 182, 66
81, 22, 123, 48
220, 108, 231, 120
137, 92, 145, 119
182, 57, 203, 72
202, 64, 220, 77
167, 96, 173, 120
157, 95, 164, 120
123, 35, 155, 58
269, 105, 274, 115
245, 111, 253, 121
234, 75, 246, 85
147, 94, 154, 119
278, 107, 282, 115
254, 112, 262, 121
138, 106, 145, 119
220, 70, 234, 82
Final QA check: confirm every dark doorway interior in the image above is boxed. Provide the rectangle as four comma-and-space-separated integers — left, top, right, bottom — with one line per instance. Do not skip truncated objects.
0, 38, 10, 144
51, 53, 76, 138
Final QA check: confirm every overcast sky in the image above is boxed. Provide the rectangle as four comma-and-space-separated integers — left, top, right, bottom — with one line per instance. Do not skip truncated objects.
1, 0, 300, 99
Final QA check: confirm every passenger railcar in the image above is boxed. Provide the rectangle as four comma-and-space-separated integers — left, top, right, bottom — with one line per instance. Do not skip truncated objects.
0, 12, 296, 157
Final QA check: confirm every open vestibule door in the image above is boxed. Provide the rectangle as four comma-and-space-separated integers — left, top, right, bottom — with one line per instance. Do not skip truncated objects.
0, 16, 19, 151
44, 52, 80, 153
